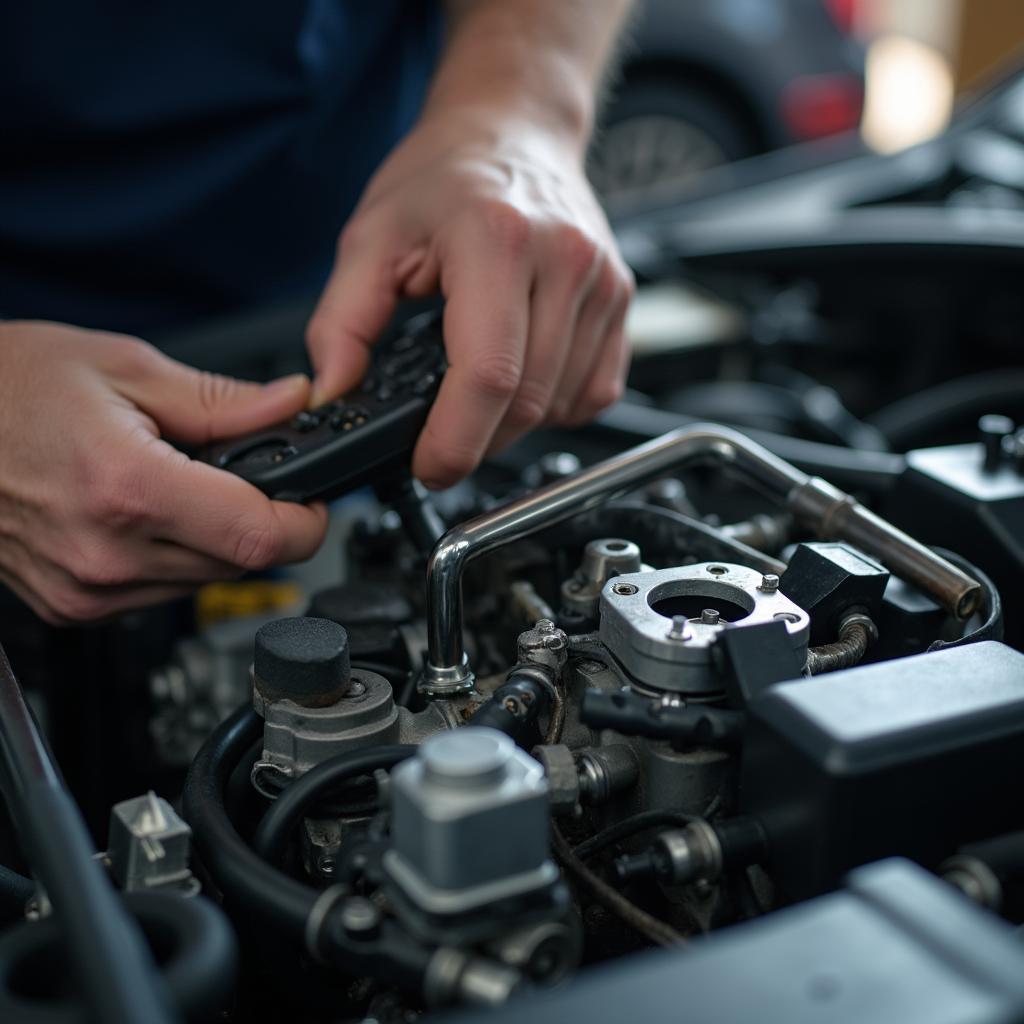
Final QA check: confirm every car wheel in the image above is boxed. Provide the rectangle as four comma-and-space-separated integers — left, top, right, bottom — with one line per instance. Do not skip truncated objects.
589, 76, 759, 202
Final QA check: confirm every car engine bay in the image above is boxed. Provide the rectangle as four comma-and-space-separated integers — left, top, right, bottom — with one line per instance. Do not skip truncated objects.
3, 79, 1024, 1024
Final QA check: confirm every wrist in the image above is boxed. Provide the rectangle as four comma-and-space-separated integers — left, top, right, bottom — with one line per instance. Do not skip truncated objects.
422, 20, 595, 156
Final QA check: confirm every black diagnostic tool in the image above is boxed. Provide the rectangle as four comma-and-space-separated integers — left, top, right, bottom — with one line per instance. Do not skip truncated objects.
200, 311, 446, 502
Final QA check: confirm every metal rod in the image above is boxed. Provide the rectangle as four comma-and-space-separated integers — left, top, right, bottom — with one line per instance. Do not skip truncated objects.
0, 643, 178, 1024
421, 423, 980, 695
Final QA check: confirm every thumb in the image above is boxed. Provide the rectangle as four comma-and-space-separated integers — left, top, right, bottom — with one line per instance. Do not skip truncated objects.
306, 230, 403, 407
117, 349, 312, 444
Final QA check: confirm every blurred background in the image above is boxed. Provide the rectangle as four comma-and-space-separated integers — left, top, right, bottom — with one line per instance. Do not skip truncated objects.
589, 0, 1024, 203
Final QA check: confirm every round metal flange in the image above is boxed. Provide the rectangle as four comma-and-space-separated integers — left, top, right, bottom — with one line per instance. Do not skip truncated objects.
598, 562, 810, 693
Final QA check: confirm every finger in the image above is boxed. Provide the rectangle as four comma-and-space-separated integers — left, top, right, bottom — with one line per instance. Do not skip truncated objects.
486, 234, 602, 455
564, 306, 631, 427
138, 444, 328, 568
111, 341, 312, 444
0, 555, 196, 626
411, 209, 533, 488
548, 257, 623, 423
305, 218, 405, 406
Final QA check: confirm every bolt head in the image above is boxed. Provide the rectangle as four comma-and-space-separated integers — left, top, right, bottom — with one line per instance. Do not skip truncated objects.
700, 608, 721, 625
758, 573, 780, 593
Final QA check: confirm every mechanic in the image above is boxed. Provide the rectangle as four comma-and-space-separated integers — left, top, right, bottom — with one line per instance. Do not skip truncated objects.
0, 1, 635, 625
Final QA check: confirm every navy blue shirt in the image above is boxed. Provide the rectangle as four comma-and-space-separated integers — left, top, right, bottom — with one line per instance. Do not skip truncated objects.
0, 2, 441, 335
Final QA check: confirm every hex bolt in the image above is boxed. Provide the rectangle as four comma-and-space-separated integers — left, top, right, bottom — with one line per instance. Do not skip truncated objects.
665, 615, 690, 641
758, 573, 780, 593
700, 608, 721, 625
536, 619, 556, 634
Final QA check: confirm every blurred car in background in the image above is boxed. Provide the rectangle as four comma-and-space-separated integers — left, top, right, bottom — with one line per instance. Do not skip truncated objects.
589, 0, 866, 202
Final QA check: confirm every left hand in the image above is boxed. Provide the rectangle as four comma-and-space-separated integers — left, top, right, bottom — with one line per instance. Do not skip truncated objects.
306, 109, 634, 490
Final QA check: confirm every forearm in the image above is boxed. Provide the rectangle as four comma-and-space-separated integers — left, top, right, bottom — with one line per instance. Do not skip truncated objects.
429, 0, 635, 153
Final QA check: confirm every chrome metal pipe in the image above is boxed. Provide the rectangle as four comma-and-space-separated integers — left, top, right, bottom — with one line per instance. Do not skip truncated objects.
421, 423, 981, 695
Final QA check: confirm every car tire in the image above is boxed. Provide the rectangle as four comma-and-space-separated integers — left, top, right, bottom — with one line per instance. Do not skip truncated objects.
589, 75, 759, 202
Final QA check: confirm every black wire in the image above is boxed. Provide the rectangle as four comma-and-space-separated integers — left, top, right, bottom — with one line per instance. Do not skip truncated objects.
542, 501, 786, 577
252, 745, 417, 865
573, 810, 699, 862
551, 821, 686, 947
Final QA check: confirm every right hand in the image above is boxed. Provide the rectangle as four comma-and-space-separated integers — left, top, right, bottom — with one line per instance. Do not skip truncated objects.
0, 321, 328, 624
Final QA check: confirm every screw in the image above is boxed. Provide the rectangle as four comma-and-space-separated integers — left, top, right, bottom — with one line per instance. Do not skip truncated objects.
612, 582, 638, 596
536, 619, 556, 633
700, 608, 721, 625
758, 573, 780, 593
665, 615, 690, 641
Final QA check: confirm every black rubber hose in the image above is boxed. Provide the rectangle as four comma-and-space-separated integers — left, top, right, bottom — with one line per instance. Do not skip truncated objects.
0, 864, 32, 922
182, 709, 436, 997
0, 643, 178, 1024
591, 402, 906, 494
181, 706, 317, 940
866, 370, 1024, 449
927, 548, 1003, 650
0, 891, 237, 1024
468, 671, 550, 744
252, 744, 417, 865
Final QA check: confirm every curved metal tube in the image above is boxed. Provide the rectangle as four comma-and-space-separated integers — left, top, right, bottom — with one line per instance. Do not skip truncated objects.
421, 423, 981, 695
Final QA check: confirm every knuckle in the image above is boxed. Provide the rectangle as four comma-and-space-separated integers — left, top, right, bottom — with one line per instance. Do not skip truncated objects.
104, 335, 159, 378
588, 375, 625, 413
478, 200, 531, 253
230, 522, 284, 571
507, 381, 549, 428
68, 544, 134, 587
81, 461, 152, 528
555, 226, 598, 281
469, 353, 522, 400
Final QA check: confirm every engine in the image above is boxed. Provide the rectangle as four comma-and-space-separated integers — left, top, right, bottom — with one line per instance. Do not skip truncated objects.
3, 411, 1020, 1024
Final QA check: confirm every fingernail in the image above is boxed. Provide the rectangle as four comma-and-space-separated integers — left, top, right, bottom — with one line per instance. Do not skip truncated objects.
263, 373, 309, 396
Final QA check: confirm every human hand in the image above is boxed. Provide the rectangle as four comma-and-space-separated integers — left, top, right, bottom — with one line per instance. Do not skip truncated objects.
306, 110, 634, 489
0, 322, 327, 624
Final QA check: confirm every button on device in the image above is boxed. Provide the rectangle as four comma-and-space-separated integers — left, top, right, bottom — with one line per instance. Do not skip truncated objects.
290, 411, 321, 432
272, 445, 299, 464
412, 373, 438, 396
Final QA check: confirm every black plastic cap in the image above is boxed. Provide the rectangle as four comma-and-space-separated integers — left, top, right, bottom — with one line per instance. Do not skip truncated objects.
254, 617, 350, 706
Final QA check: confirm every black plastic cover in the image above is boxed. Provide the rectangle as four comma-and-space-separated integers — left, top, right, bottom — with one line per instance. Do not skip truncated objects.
253, 617, 350, 707
780, 541, 889, 644
439, 859, 1024, 1024
740, 641, 1024, 900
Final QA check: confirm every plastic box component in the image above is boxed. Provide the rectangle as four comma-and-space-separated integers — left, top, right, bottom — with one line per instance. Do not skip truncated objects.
739, 641, 1024, 900
440, 859, 1024, 1024
779, 541, 889, 644
885, 441, 1024, 645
